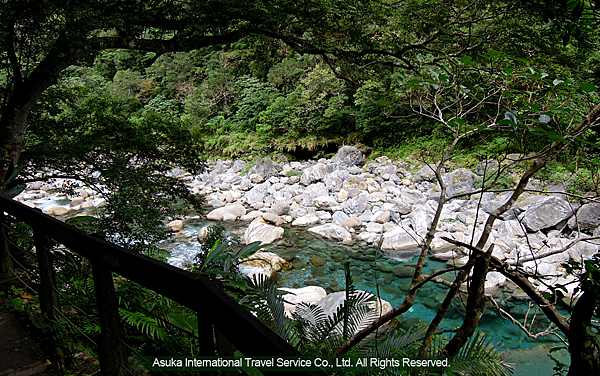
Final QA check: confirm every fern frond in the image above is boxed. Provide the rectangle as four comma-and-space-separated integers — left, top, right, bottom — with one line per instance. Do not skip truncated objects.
443, 331, 515, 376
120, 308, 167, 341
243, 274, 294, 343
357, 325, 428, 357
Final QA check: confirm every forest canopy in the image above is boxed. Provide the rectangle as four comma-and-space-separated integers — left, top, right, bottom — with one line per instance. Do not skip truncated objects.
3, 0, 599, 186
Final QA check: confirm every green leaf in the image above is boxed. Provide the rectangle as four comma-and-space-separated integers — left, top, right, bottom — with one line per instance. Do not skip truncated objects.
548, 132, 566, 142
580, 82, 597, 92
377, 99, 390, 106
509, 57, 529, 63
204, 241, 228, 265
488, 49, 502, 58
503, 67, 514, 74
3, 184, 26, 199
523, 103, 540, 112
460, 56, 473, 66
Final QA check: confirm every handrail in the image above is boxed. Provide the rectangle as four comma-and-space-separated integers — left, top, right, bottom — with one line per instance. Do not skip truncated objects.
0, 195, 326, 375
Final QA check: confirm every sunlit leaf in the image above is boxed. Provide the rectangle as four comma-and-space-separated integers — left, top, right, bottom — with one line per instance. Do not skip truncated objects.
539, 114, 552, 123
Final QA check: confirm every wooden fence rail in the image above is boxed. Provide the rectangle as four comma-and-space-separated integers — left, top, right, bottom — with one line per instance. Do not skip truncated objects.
0, 195, 326, 375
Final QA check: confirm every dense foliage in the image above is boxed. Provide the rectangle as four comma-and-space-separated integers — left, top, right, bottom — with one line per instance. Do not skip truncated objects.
2, 0, 600, 375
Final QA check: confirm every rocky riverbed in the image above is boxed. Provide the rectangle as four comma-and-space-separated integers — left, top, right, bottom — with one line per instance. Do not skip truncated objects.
176, 146, 600, 302
13, 146, 600, 365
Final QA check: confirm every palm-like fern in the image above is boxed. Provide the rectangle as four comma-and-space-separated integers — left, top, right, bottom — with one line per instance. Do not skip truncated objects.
291, 290, 379, 355
442, 331, 515, 376
242, 273, 295, 343
246, 263, 516, 376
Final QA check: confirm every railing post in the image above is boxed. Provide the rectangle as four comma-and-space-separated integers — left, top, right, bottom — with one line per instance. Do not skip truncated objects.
92, 260, 129, 376
197, 313, 216, 356
215, 328, 236, 376
197, 313, 217, 376
33, 229, 60, 319
0, 213, 15, 281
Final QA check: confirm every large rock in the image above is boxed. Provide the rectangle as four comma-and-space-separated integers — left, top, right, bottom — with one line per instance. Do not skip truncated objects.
48, 206, 70, 216
167, 220, 184, 232
244, 220, 284, 245
497, 220, 527, 237
442, 168, 476, 197
231, 159, 246, 173
342, 192, 369, 215
381, 226, 420, 252
334, 146, 365, 166
279, 286, 327, 316
314, 195, 339, 209
308, 223, 353, 244
416, 164, 439, 182
292, 214, 321, 226
484, 271, 507, 295
271, 201, 291, 216
247, 158, 281, 179
521, 196, 573, 232
342, 217, 361, 229
398, 189, 427, 206
206, 204, 246, 221
244, 251, 292, 272
332, 211, 350, 226
245, 182, 269, 205
300, 163, 334, 185
569, 203, 600, 233
301, 183, 329, 207
407, 204, 433, 235
371, 210, 391, 223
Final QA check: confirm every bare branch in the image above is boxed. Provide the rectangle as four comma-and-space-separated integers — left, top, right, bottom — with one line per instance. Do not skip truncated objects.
489, 297, 561, 340
507, 236, 600, 266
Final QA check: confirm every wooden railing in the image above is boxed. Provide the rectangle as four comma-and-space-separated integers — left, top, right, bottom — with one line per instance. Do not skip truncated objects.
0, 195, 326, 375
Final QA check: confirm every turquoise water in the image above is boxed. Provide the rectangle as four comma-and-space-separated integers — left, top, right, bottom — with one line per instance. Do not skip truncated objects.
162, 220, 566, 354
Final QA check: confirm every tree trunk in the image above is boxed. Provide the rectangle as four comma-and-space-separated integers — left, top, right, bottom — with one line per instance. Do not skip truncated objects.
0, 33, 93, 189
443, 245, 493, 356
567, 290, 600, 375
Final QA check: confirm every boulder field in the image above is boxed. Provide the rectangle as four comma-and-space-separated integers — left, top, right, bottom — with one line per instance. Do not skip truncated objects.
14, 146, 600, 314
190, 146, 600, 303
